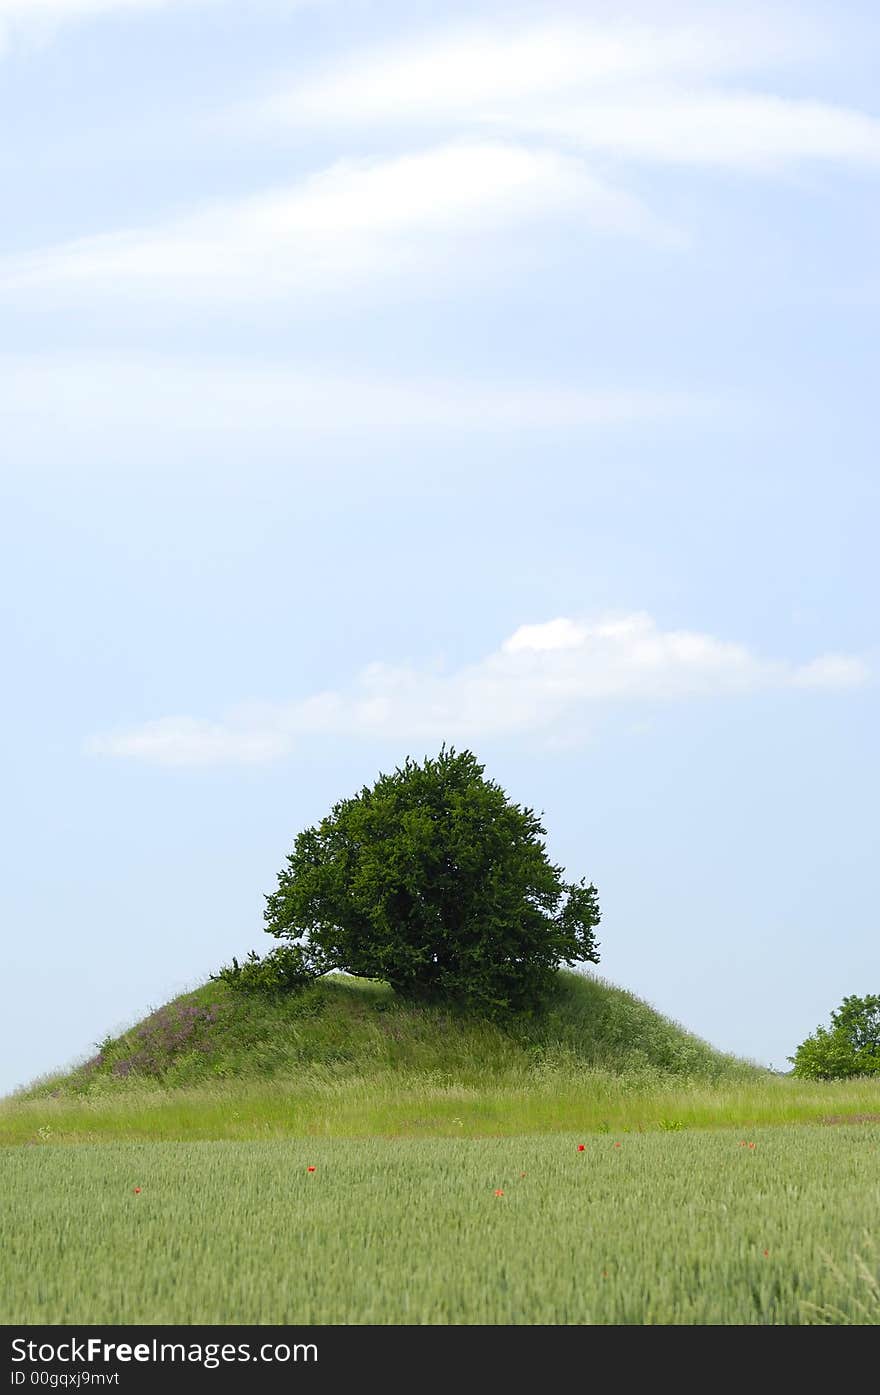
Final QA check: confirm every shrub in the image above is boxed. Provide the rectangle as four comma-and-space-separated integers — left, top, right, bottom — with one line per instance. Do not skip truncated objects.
214, 945, 315, 995
790, 994, 880, 1079
244, 746, 600, 1016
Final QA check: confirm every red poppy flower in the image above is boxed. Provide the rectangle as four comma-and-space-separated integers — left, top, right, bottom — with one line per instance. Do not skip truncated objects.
307, 1166, 316, 1173
614, 1142, 621, 1148
577, 1144, 585, 1152
494, 1189, 504, 1196
133, 1187, 141, 1194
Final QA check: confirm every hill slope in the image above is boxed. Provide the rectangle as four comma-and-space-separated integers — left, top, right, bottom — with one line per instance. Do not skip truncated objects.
23, 970, 756, 1098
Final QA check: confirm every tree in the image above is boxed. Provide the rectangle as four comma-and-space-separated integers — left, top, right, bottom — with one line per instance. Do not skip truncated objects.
789, 994, 880, 1079
227, 747, 600, 1015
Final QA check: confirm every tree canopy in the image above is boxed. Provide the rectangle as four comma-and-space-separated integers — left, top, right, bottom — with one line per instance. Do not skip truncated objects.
223, 747, 600, 1016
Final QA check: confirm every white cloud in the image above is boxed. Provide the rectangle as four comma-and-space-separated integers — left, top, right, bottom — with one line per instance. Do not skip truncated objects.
503, 618, 588, 653
520, 94, 880, 172
87, 612, 869, 765
87, 716, 294, 766
791, 654, 871, 688
0, 0, 179, 52
261, 18, 801, 129
0, 143, 675, 304
0, 353, 713, 451
0, 0, 316, 43
255, 17, 880, 175
0, 0, 171, 16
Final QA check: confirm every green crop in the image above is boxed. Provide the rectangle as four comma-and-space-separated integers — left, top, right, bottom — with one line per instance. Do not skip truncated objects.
3, 1126, 878, 1324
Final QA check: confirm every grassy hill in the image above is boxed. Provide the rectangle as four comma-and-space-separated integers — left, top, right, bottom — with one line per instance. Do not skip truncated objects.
23, 970, 754, 1096
5, 971, 879, 1145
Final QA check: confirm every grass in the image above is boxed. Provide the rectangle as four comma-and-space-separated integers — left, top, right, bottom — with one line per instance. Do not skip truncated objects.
6, 1074, 880, 1146
3, 1127, 879, 1324
20, 971, 760, 1095
4, 972, 878, 1145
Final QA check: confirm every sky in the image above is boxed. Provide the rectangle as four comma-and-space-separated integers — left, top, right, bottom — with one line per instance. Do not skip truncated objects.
1, 0, 878, 1094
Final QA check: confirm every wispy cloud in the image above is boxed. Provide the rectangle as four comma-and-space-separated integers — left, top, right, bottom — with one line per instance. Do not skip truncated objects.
518, 95, 880, 172
255, 17, 880, 175
791, 654, 869, 688
0, 1, 317, 49
0, 142, 676, 303
0, 0, 173, 17
0, 353, 713, 452
87, 612, 870, 765
0, 0, 179, 52
260, 17, 803, 128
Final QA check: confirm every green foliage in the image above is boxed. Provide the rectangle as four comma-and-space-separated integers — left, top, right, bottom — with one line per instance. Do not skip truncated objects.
261, 746, 600, 1015
790, 994, 880, 1079
213, 944, 314, 995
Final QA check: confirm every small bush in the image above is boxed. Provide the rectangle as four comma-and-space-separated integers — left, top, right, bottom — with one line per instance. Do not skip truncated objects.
790, 994, 880, 1079
213, 945, 314, 995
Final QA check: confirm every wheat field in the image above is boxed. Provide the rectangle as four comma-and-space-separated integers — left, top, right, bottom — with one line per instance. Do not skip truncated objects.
4, 1125, 879, 1325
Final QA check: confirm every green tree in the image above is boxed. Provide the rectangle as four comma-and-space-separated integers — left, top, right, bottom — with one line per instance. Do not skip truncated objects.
228, 747, 600, 1015
789, 993, 880, 1079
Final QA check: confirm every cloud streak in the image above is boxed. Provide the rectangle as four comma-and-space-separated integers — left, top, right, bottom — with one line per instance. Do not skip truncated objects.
0, 0, 172, 18
0, 0, 185, 53
0, 353, 714, 455
256, 17, 880, 175
0, 143, 676, 304
88, 612, 870, 765
518, 95, 880, 172
0, 0, 319, 49
262, 17, 802, 127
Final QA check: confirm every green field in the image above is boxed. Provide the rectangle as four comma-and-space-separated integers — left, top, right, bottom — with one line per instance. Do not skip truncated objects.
3, 1128, 879, 1324
5, 972, 879, 1324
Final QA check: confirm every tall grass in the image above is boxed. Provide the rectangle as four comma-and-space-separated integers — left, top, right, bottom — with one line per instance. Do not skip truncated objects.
3, 1072, 879, 1145
5, 972, 877, 1145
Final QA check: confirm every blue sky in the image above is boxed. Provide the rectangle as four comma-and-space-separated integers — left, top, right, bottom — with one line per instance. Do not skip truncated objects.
1, 0, 877, 1094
